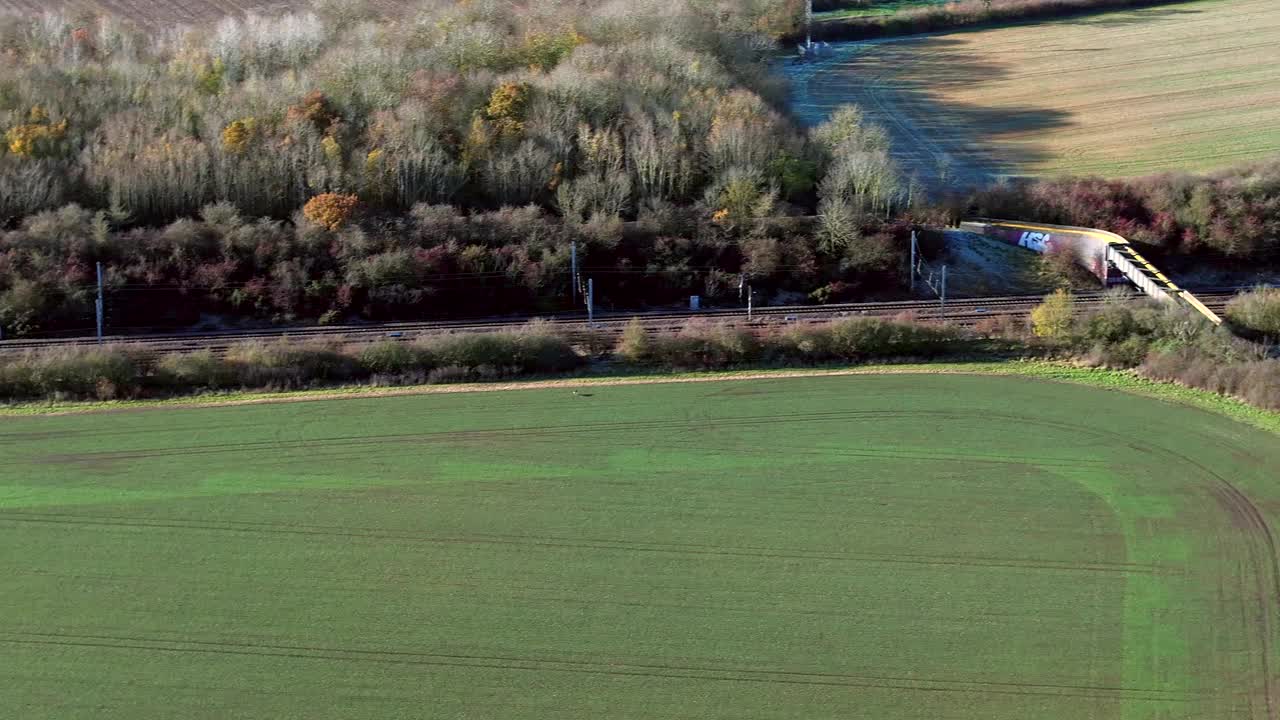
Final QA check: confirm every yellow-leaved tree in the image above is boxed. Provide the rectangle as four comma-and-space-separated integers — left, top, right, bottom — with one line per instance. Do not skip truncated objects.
220, 118, 256, 154
1031, 289, 1076, 340
303, 193, 359, 231
5, 106, 68, 158
485, 82, 530, 137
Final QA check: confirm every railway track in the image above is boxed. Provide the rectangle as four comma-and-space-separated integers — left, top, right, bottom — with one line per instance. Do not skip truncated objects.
0, 291, 1238, 358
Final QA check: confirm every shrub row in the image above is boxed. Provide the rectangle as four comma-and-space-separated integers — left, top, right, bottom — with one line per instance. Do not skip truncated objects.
1226, 287, 1280, 342
1141, 352, 1280, 412
0, 345, 142, 401
4, 304, 1277, 413
0, 323, 583, 401
0, 316, 973, 401
1031, 293, 1280, 410
617, 316, 970, 369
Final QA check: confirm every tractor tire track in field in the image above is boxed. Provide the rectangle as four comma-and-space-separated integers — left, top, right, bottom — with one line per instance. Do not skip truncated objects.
22, 409, 943, 462
660, 437, 1109, 470
1127, 441, 1280, 719
861, 45, 1004, 191
0, 630, 1200, 703
21, 408, 1124, 467
991, 38, 1278, 86
0, 510, 1168, 576
1177, 455, 1279, 719
795, 43, 997, 192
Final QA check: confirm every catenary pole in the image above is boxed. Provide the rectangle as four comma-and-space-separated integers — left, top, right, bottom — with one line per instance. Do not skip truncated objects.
806, 0, 813, 50
587, 278, 594, 325
940, 265, 947, 320
570, 242, 578, 304
95, 262, 105, 344
909, 231, 917, 293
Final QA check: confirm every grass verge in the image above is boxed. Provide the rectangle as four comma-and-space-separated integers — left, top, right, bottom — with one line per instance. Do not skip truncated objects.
4, 359, 1277, 435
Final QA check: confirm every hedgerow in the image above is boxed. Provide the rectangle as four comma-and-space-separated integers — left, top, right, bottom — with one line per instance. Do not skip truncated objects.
1028, 293, 1280, 410
1226, 287, 1280, 342
2, 302, 1277, 411
0, 321, 589, 399
0, 316, 969, 400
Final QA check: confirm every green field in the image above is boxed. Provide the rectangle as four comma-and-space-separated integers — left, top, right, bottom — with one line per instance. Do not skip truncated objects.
3, 373, 1280, 719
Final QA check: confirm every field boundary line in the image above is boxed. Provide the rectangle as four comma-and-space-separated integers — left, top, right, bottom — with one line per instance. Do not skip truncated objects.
2, 362, 1277, 435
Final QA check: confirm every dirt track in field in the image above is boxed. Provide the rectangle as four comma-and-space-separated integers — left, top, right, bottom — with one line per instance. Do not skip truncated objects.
787, 0, 1280, 188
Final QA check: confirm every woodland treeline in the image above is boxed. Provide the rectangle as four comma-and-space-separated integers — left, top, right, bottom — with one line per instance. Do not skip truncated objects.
1, 0, 1276, 339
0, 0, 929, 336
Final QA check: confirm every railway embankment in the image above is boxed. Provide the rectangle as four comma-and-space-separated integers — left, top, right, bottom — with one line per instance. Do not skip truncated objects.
1, 289, 1274, 412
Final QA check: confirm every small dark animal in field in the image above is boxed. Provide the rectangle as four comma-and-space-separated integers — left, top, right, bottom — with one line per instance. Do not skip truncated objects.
572, 390, 594, 397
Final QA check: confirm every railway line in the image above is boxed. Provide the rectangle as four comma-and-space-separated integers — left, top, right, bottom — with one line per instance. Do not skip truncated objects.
0, 291, 1238, 358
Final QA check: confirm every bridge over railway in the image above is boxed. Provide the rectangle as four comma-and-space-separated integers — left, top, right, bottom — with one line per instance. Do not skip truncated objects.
960, 219, 1225, 325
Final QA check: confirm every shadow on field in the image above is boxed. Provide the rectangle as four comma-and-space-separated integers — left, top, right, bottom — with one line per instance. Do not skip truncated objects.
786, 36, 1072, 194
1053, 5, 1203, 28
